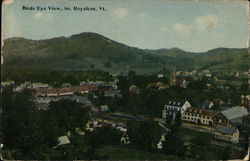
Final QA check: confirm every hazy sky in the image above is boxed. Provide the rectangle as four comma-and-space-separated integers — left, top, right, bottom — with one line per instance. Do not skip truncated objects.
2, 0, 249, 52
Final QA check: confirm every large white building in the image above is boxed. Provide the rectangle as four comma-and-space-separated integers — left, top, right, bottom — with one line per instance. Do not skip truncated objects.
181, 107, 217, 126
162, 100, 191, 119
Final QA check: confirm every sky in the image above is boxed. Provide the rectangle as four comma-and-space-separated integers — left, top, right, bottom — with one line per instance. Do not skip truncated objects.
2, 0, 249, 52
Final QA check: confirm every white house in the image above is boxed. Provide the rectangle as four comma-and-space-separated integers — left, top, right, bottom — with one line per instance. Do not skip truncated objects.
100, 105, 109, 112
121, 133, 130, 145
162, 100, 191, 119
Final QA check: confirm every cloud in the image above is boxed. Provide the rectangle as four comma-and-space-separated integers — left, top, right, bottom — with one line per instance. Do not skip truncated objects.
33, 12, 43, 19
194, 14, 218, 31
3, 0, 14, 5
173, 23, 193, 36
112, 8, 128, 19
138, 13, 146, 18
169, 14, 219, 36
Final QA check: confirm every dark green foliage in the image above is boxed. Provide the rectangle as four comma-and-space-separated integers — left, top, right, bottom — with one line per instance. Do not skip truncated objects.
162, 116, 185, 156
1, 87, 90, 160
127, 120, 163, 150
48, 99, 89, 132
190, 133, 212, 160
84, 126, 123, 146
1, 88, 57, 159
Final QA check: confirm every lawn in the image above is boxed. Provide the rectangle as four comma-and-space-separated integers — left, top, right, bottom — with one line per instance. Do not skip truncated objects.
96, 145, 191, 160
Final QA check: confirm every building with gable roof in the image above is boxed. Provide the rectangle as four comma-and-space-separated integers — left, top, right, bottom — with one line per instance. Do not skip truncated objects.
214, 106, 249, 127
181, 107, 217, 126
196, 100, 214, 110
213, 125, 239, 144
162, 99, 191, 119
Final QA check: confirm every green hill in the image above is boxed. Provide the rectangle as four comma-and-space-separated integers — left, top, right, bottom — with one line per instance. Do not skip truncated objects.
2, 32, 249, 74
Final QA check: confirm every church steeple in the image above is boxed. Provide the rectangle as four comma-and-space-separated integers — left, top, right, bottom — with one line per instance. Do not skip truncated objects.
170, 66, 176, 86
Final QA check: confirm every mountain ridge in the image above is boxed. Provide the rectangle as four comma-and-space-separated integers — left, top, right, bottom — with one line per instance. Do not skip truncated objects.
2, 32, 249, 74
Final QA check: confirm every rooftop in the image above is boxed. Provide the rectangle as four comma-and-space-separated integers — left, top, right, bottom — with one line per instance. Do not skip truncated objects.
214, 125, 237, 135
221, 106, 249, 120
185, 107, 217, 117
57, 135, 70, 146
167, 99, 188, 107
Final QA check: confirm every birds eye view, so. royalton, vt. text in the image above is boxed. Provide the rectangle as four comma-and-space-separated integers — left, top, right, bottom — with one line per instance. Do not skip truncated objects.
1, 0, 249, 160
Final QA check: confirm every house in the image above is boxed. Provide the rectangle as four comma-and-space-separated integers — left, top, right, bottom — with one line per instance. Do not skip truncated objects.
53, 135, 71, 148
61, 83, 72, 88
129, 85, 140, 94
100, 105, 109, 112
104, 90, 122, 98
212, 99, 224, 107
215, 106, 249, 127
175, 76, 191, 88
70, 95, 91, 104
85, 120, 102, 131
115, 122, 127, 132
107, 82, 118, 90
1, 80, 15, 87
80, 81, 87, 86
213, 125, 239, 144
121, 133, 130, 144
162, 100, 191, 119
27, 82, 49, 89
14, 84, 27, 92
181, 107, 217, 126
158, 74, 164, 78
34, 97, 58, 110
116, 126, 127, 132
156, 133, 167, 149
35, 85, 98, 97
196, 100, 214, 110
241, 95, 250, 110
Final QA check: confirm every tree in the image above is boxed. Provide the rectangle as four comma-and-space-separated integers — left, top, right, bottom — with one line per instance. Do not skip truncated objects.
48, 99, 89, 132
86, 126, 123, 146
174, 112, 182, 127
127, 120, 163, 150
162, 122, 186, 156
165, 115, 173, 127
1, 88, 55, 159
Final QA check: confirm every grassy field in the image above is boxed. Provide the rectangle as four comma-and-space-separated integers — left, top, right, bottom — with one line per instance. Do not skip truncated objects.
96, 145, 191, 160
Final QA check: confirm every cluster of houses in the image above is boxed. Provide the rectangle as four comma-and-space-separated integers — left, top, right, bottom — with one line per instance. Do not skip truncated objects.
2, 80, 122, 111
162, 99, 249, 144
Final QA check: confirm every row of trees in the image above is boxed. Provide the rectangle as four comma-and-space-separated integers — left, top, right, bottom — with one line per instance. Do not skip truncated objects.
1, 87, 89, 159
